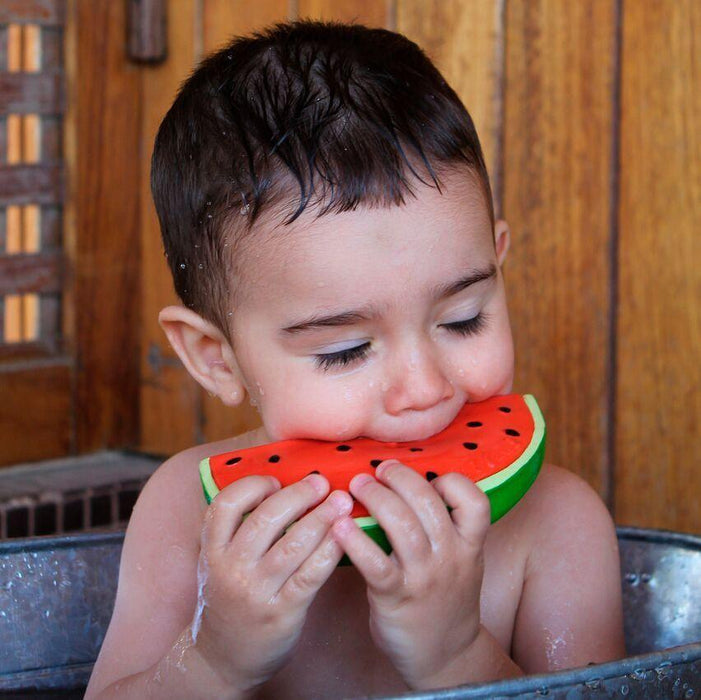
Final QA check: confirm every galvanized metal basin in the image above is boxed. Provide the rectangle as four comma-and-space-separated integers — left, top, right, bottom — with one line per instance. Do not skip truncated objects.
0, 527, 700, 698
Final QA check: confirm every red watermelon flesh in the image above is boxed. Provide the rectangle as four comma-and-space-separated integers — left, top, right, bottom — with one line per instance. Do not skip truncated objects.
200, 394, 545, 523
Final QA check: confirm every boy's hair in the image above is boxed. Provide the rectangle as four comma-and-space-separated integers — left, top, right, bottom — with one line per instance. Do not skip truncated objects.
151, 20, 494, 336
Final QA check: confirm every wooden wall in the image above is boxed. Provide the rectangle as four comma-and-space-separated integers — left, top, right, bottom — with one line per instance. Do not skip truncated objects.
136, 0, 700, 533
3, 1, 693, 533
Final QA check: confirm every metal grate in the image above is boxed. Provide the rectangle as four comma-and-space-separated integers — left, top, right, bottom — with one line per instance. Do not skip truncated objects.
0, 450, 160, 539
0, 480, 146, 538
0, 0, 65, 360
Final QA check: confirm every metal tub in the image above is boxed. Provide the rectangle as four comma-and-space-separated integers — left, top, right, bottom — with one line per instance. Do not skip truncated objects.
1, 527, 700, 699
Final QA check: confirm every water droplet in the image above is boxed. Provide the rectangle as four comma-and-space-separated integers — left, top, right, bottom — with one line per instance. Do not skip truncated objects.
207, 213, 213, 219
620, 684, 629, 695
640, 572, 652, 583
624, 572, 639, 585
198, 263, 204, 269
686, 690, 694, 699
179, 263, 187, 270
584, 678, 601, 690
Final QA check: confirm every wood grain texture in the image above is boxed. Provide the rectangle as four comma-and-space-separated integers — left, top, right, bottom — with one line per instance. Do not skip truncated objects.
203, 0, 289, 55
503, 0, 617, 498
397, 0, 503, 214
298, 0, 391, 27
139, 0, 201, 455
71, 0, 141, 452
199, 0, 289, 444
615, 0, 700, 531
0, 362, 70, 466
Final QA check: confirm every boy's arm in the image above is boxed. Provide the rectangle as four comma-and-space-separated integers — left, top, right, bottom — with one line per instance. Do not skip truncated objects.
511, 465, 626, 672
84, 449, 234, 699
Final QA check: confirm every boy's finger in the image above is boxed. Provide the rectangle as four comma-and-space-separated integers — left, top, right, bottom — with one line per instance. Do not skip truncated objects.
278, 532, 346, 605
374, 460, 454, 544
203, 475, 281, 549
231, 474, 330, 560
261, 490, 353, 589
331, 516, 401, 594
349, 472, 432, 566
430, 473, 491, 546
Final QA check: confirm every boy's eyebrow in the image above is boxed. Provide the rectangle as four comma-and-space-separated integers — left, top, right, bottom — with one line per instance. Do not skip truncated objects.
281, 264, 497, 335
281, 310, 374, 335
431, 264, 497, 301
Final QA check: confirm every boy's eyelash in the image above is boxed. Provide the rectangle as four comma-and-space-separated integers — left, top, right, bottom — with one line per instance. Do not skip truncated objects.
313, 314, 488, 372
314, 342, 370, 371
441, 312, 488, 336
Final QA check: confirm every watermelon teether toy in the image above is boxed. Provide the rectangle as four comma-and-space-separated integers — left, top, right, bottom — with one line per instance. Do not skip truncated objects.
200, 395, 545, 549
200, 394, 545, 556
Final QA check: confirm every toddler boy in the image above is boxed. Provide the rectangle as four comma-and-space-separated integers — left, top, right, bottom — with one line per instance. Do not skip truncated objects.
86, 20, 624, 699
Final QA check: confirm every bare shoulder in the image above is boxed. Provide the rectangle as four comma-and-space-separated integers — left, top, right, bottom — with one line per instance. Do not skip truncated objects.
525, 462, 603, 502
133, 425, 269, 542
510, 462, 614, 533
532, 462, 618, 566
492, 462, 619, 578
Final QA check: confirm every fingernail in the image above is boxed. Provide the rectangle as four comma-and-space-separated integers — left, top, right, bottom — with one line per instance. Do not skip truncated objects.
328, 491, 352, 515
303, 473, 327, 495
350, 473, 374, 490
376, 460, 398, 478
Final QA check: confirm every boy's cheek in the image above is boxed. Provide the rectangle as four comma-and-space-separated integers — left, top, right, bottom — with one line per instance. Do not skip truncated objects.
259, 391, 369, 442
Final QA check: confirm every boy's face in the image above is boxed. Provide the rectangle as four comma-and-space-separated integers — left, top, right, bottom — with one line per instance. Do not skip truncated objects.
228, 169, 514, 443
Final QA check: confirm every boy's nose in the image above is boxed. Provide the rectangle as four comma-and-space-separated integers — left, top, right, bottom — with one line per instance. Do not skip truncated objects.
382, 343, 454, 415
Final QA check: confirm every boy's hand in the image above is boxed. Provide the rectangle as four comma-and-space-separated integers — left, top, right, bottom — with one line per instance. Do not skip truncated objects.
332, 460, 490, 689
195, 474, 352, 696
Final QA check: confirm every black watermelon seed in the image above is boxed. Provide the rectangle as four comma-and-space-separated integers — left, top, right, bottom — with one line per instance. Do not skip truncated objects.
499, 406, 512, 413
467, 421, 482, 428
268, 455, 280, 463
505, 428, 520, 437
426, 471, 438, 482
370, 459, 382, 468
225, 456, 242, 465
336, 445, 352, 451
409, 447, 423, 452
463, 442, 478, 450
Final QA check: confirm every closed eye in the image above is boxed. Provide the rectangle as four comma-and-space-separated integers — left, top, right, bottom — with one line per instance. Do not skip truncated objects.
314, 342, 370, 371
441, 312, 488, 336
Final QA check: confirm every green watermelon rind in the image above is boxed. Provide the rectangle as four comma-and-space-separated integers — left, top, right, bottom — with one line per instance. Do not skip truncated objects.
199, 394, 546, 556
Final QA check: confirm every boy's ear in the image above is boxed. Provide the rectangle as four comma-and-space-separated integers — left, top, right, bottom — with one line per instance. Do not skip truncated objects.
158, 305, 246, 407
494, 219, 511, 267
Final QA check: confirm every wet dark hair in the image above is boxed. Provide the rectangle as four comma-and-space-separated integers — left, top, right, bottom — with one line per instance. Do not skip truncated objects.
151, 20, 494, 335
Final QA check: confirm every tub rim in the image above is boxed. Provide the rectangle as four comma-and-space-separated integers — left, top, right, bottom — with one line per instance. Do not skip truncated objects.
1, 526, 700, 697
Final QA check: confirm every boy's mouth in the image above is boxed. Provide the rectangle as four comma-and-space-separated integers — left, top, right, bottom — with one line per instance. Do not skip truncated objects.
361, 405, 463, 444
